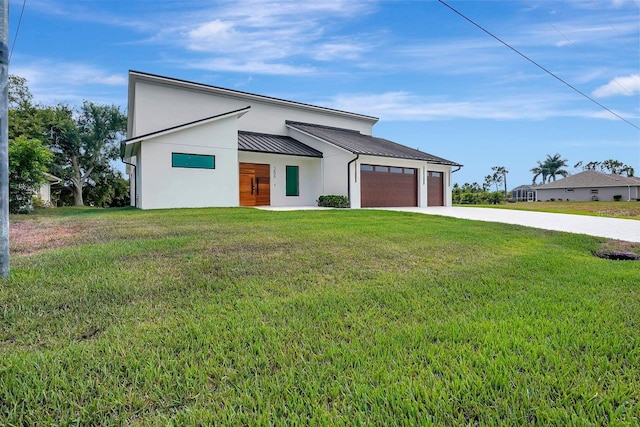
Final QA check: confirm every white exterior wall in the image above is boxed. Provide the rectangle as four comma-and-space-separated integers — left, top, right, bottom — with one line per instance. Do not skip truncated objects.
132, 80, 375, 138
537, 186, 640, 202
287, 128, 354, 198
138, 116, 239, 210
38, 183, 51, 204
238, 152, 322, 207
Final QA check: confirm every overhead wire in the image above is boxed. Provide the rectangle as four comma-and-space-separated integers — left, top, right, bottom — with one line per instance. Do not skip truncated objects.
10, 0, 28, 63
436, 0, 639, 131
540, 11, 633, 97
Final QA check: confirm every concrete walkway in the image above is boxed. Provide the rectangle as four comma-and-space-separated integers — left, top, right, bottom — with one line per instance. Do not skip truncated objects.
375, 207, 640, 243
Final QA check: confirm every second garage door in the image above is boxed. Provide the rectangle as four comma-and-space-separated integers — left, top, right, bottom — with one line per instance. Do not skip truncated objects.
361, 165, 417, 207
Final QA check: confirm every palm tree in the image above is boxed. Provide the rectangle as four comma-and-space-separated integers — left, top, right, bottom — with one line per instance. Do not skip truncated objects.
544, 153, 569, 182
491, 166, 509, 196
531, 154, 569, 184
530, 161, 549, 185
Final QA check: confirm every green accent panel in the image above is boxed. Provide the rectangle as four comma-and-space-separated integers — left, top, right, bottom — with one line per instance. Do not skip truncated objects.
172, 153, 215, 169
286, 166, 299, 196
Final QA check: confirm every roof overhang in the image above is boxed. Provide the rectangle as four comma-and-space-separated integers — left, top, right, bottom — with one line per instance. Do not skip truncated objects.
122, 106, 250, 159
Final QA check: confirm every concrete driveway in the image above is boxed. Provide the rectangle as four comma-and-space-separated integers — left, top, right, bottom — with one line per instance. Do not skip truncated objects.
373, 207, 640, 243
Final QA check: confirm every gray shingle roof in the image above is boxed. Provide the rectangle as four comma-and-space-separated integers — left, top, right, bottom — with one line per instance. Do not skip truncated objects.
238, 131, 323, 158
286, 121, 461, 166
536, 170, 640, 189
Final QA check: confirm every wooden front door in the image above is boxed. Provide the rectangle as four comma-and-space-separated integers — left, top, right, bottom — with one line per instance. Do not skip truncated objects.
239, 163, 270, 206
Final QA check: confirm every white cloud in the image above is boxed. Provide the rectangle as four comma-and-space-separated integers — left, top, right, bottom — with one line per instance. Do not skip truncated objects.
187, 58, 315, 76
322, 91, 625, 121
592, 74, 640, 97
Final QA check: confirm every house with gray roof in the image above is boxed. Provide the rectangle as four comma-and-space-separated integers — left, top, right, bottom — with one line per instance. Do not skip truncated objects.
122, 71, 461, 209
535, 170, 640, 202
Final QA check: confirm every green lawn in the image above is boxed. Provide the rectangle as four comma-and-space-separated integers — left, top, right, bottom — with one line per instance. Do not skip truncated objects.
461, 201, 640, 220
2, 207, 639, 425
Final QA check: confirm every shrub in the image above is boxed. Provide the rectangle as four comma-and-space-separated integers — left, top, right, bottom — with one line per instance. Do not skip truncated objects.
550, 198, 556, 202
613, 195, 622, 202
485, 191, 505, 205
592, 195, 599, 201
318, 195, 350, 208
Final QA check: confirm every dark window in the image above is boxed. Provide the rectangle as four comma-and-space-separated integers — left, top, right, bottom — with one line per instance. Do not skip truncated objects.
590, 189, 598, 194
172, 153, 215, 169
286, 165, 299, 196
566, 188, 575, 193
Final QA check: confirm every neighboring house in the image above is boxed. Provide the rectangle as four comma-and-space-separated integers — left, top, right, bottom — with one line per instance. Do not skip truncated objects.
38, 173, 61, 206
535, 170, 640, 202
122, 71, 462, 210
511, 184, 537, 202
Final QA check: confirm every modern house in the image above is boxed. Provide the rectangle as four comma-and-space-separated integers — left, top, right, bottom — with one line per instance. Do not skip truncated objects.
535, 170, 640, 202
122, 71, 461, 210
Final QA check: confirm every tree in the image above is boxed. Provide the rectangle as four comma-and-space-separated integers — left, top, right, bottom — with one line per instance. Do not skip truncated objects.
8, 137, 52, 213
491, 166, 509, 196
483, 175, 493, 192
574, 159, 635, 177
8, 75, 46, 142
45, 101, 127, 206
531, 153, 569, 184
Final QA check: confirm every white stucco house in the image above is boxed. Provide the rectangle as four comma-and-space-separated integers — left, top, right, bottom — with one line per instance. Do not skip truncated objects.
122, 71, 461, 210
535, 170, 640, 202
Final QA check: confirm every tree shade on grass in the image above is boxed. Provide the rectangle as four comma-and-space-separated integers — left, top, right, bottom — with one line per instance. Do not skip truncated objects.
1, 208, 639, 424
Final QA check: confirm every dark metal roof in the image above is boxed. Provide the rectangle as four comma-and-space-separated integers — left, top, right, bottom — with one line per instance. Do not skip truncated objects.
238, 131, 323, 158
286, 121, 461, 166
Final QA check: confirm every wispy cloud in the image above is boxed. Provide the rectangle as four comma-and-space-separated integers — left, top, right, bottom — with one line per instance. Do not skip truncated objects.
592, 74, 640, 97
322, 91, 634, 122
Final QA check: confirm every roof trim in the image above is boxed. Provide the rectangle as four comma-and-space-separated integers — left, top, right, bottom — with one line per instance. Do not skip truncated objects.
129, 70, 379, 123
238, 130, 323, 158
124, 106, 250, 145
286, 123, 354, 156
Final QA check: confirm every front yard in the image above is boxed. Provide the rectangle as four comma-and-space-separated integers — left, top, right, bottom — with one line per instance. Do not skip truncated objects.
461, 201, 640, 220
1, 207, 638, 424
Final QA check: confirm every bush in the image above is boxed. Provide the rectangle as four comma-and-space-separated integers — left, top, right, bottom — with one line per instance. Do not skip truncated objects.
485, 191, 505, 205
318, 195, 350, 208
613, 195, 622, 201
592, 195, 599, 201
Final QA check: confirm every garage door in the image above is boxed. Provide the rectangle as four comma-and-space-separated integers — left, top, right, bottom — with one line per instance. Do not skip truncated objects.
361, 165, 417, 207
427, 171, 444, 206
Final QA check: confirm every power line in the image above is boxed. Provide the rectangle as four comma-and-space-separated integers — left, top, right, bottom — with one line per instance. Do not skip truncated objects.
9, 0, 26, 63
436, 0, 639, 131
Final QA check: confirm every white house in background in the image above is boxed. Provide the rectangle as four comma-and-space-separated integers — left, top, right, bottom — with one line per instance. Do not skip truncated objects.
122, 71, 462, 210
535, 170, 640, 202
38, 173, 61, 206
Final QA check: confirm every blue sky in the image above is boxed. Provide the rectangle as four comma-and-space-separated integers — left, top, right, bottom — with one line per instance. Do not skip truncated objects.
9, 0, 640, 188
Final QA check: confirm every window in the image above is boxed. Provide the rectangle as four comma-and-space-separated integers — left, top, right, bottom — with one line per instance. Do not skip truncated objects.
172, 153, 215, 169
565, 188, 574, 192
404, 169, 415, 175
360, 165, 374, 172
431, 171, 442, 177
590, 189, 599, 194
374, 166, 389, 173
390, 167, 403, 174
286, 165, 299, 196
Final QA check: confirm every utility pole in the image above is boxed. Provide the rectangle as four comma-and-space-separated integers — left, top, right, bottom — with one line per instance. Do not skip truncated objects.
0, 0, 8, 278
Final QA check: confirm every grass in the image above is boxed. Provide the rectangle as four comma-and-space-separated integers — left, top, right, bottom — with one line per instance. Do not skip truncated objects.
460, 201, 640, 220
1, 207, 639, 425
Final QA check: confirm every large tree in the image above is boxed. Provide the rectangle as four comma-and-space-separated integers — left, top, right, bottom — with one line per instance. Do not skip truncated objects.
45, 101, 127, 206
531, 153, 569, 184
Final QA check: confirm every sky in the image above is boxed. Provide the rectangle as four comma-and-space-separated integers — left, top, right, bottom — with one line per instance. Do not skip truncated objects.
8, 0, 640, 188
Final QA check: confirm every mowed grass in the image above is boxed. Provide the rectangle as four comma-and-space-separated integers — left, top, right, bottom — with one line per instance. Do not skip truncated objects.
1, 207, 639, 425
466, 201, 640, 220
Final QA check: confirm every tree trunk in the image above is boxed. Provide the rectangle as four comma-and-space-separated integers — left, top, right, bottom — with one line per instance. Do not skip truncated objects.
73, 184, 84, 206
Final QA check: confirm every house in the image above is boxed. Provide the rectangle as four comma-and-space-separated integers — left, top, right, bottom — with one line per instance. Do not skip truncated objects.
535, 170, 640, 202
511, 184, 537, 202
38, 173, 61, 206
122, 71, 461, 210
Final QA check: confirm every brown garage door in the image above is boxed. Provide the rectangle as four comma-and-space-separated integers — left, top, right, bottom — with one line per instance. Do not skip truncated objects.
361, 165, 417, 207
427, 171, 444, 206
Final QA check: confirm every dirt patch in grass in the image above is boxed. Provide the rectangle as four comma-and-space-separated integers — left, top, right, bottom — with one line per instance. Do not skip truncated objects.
9, 220, 85, 255
594, 240, 640, 261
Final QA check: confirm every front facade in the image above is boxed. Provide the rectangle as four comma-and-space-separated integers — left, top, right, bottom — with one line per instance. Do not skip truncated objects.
536, 170, 640, 202
122, 71, 461, 210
